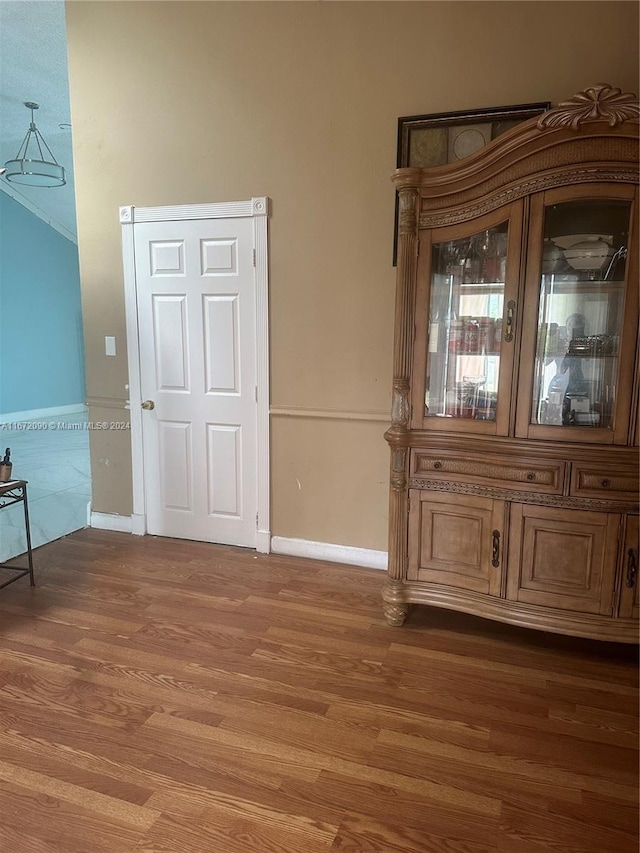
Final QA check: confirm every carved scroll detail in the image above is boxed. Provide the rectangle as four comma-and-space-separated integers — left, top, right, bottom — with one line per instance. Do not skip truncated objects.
390, 447, 407, 491
391, 385, 410, 428
538, 84, 640, 130
398, 188, 418, 234
382, 601, 409, 627
382, 579, 409, 626
420, 168, 638, 228
408, 478, 639, 512
391, 448, 405, 472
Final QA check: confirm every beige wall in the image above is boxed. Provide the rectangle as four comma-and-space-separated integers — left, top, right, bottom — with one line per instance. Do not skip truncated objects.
65, 1, 639, 550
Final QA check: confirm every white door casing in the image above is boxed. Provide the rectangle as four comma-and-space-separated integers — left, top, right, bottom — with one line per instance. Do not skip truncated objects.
121, 198, 270, 552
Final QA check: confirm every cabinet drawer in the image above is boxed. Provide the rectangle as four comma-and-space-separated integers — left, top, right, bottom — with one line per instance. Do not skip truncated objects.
411, 451, 565, 494
570, 465, 639, 500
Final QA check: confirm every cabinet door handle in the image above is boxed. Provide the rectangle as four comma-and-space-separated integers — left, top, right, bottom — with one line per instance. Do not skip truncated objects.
504, 300, 516, 343
492, 529, 501, 568
626, 548, 638, 589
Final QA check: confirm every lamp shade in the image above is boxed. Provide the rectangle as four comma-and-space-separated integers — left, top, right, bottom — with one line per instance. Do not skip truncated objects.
4, 158, 65, 187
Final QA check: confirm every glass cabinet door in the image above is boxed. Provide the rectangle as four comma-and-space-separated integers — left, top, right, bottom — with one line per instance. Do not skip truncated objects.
424, 222, 510, 425
529, 198, 632, 434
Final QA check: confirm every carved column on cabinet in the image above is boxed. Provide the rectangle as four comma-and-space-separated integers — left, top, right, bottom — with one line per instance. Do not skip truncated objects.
383, 181, 419, 626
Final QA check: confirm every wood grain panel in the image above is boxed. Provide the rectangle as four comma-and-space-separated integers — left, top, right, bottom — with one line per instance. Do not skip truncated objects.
507, 504, 620, 615
408, 489, 504, 595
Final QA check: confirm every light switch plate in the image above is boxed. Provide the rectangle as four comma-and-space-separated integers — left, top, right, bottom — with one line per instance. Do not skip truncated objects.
105, 336, 116, 357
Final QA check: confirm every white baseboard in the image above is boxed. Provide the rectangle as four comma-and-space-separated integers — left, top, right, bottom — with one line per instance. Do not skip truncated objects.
90, 512, 133, 533
87, 518, 386, 570
270, 536, 387, 571
0, 403, 86, 425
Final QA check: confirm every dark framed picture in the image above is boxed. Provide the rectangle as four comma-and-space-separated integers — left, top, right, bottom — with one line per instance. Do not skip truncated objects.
392, 100, 550, 264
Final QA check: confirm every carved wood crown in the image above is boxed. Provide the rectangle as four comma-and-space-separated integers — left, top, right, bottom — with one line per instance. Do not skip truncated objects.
538, 83, 640, 130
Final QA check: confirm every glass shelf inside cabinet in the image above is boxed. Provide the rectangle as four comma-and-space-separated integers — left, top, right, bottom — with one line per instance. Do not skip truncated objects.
532, 199, 631, 429
425, 223, 508, 420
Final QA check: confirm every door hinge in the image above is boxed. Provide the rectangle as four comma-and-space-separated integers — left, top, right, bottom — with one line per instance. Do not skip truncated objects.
256, 513, 259, 528
252, 248, 256, 267
255, 386, 258, 403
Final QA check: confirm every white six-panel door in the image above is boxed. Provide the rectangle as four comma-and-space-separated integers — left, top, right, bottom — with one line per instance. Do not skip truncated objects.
122, 201, 268, 549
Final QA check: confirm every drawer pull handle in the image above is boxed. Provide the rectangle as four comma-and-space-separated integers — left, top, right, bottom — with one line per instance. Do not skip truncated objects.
626, 548, 638, 589
492, 529, 501, 568
600, 479, 611, 488
526, 472, 535, 482
433, 461, 442, 470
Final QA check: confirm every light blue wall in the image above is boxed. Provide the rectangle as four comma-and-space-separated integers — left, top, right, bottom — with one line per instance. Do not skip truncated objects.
0, 192, 85, 415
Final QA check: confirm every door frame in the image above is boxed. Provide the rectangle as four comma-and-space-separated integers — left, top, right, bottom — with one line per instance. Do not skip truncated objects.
120, 197, 271, 552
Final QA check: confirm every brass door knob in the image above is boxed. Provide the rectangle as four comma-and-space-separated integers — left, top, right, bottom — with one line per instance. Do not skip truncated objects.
141, 400, 155, 410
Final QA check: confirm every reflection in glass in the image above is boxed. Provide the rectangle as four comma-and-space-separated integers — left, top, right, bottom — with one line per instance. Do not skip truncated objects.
532, 200, 630, 428
425, 223, 508, 420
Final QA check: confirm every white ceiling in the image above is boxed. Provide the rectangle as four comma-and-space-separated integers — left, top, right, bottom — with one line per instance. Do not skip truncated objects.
0, 0, 77, 241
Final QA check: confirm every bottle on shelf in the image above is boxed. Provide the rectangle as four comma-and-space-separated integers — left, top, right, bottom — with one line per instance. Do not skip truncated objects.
463, 318, 480, 353
0, 447, 12, 483
428, 308, 440, 354
479, 231, 499, 282
449, 316, 464, 353
478, 317, 495, 352
462, 241, 481, 283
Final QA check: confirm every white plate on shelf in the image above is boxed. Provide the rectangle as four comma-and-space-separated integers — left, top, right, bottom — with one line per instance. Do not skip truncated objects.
552, 234, 613, 249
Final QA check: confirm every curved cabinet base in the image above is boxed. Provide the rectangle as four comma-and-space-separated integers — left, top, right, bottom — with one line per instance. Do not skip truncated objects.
382, 580, 639, 643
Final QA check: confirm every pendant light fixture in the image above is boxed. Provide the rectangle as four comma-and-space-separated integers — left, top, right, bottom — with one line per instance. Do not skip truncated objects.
3, 102, 66, 187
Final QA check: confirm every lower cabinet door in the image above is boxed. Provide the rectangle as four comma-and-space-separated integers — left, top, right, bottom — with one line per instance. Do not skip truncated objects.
617, 515, 639, 620
507, 503, 619, 615
407, 490, 504, 595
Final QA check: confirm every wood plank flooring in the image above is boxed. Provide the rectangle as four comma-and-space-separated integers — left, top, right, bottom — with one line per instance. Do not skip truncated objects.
0, 528, 637, 852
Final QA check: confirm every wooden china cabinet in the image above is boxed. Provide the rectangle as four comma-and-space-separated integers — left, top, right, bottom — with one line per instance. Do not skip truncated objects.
384, 84, 639, 642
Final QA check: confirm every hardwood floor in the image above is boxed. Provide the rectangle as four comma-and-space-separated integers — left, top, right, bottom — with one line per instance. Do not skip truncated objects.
0, 528, 637, 852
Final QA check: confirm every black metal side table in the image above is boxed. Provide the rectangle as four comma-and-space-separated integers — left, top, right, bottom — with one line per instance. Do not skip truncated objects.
0, 480, 35, 589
